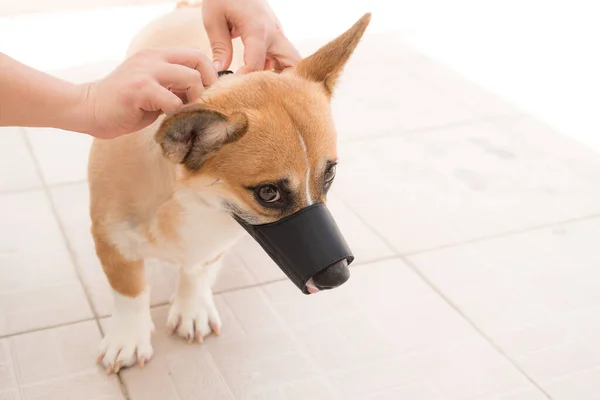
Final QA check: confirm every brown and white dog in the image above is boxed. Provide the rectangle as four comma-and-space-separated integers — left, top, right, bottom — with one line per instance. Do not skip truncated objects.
88, 1, 371, 373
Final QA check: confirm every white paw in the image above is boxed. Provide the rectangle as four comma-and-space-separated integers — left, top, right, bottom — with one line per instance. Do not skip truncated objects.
97, 290, 154, 374
166, 288, 221, 343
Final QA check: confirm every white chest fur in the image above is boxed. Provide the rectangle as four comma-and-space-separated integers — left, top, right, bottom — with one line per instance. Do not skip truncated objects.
109, 190, 245, 269
174, 190, 245, 267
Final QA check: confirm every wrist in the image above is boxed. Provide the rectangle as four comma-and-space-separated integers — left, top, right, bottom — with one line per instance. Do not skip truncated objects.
54, 82, 98, 135
0, 54, 96, 133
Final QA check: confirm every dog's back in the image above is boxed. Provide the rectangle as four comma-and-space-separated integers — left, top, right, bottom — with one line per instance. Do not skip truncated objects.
127, 2, 244, 61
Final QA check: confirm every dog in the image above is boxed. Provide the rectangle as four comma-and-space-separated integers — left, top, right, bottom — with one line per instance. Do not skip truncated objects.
88, 0, 371, 374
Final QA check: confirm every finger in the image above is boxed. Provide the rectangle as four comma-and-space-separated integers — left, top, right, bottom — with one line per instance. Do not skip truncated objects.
186, 83, 205, 104
203, 15, 234, 71
264, 58, 274, 71
269, 35, 302, 70
132, 110, 162, 133
239, 34, 268, 74
171, 89, 188, 103
159, 47, 218, 86
155, 64, 203, 91
141, 83, 184, 114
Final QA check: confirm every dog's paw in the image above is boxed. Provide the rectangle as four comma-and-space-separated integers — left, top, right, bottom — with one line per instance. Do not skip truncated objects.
166, 289, 221, 343
96, 314, 155, 374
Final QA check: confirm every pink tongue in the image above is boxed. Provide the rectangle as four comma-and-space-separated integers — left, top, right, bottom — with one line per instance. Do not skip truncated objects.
306, 284, 320, 294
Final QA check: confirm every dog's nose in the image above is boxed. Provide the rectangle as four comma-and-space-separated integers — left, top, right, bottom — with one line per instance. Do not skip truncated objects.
311, 259, 350, 290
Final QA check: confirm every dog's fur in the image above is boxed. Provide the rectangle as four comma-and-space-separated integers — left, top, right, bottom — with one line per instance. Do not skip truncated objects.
89, 1, 370, 373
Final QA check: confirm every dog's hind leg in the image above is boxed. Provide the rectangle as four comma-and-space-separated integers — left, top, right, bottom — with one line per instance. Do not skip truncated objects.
166, 255, 223, 343
93, 233, 154, 374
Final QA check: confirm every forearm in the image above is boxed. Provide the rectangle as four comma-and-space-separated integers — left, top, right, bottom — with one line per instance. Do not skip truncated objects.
0, 53, 91, 133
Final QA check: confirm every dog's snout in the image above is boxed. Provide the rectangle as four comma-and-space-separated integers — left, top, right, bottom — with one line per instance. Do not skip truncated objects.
311, 259, 350, 290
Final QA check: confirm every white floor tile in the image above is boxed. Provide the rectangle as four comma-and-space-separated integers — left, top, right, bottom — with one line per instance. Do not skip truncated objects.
331, 37, 484, 142
542, 366, 600, 400
409, 217, 600, 398
334, 116, 600, 253
9, 322, 124, 400
0, 191, 92, 335
0, 128, 41, 193
483, 387, 549, 400
0, 340, 17, 394
25, 128, 92, 185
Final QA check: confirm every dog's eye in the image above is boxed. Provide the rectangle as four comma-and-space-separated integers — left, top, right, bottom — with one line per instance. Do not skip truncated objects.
256, 185, 281, 203
324, 164, 336, 183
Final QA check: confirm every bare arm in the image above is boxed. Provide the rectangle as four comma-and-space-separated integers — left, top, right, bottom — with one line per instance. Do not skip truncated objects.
0, 48, 217, 138
0, 53, 90, 133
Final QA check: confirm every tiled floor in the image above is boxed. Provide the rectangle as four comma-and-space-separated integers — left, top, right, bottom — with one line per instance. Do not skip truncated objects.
1, 31, 600, 400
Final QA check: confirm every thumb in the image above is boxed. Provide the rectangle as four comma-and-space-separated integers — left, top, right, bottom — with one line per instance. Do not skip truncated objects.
203, 15, 233, 71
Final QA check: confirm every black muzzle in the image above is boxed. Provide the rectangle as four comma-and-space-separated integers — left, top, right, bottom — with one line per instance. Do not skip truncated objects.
234, 203, 354, 294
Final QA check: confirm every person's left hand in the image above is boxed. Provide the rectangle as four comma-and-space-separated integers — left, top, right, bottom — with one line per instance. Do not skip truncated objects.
202, 0, 301, 74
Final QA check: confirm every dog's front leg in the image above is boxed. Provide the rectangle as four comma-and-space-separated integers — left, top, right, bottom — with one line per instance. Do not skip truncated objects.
167, 256, 223, 343
94, 235, 154, 374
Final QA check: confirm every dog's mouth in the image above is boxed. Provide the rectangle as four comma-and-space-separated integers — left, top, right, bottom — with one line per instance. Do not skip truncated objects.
306, 279, 320, 294
233, 203, 354, 294
305, 258, 351, 294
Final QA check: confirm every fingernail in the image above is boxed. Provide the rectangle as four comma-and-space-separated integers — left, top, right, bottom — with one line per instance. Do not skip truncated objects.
213, 61, 222, 72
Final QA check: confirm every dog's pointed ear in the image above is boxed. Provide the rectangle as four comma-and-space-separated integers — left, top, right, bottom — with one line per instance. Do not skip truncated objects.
295, 13, 371, 96
155, 106, 248, 170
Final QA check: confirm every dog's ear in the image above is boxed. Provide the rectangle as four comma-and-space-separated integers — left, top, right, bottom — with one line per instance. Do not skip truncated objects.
295, 13, 371, 96
155, 106, 248, 170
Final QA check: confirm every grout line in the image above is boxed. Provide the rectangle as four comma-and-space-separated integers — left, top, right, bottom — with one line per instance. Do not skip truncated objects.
0, 317, 96, 339
115, 375, 132, 400
540, 364, 600, 388
19, 128, 135, 399
399, 256, 553, 400
6, 330, 26, 400
332, 195, 554, 399
204, 353, 235, 400
45, 179, 88, 189
0, 181, 88, 198
0, 185, 45, 196
21, 128, 102, 323
402, 212, 600, 257
252, 284, 344, 398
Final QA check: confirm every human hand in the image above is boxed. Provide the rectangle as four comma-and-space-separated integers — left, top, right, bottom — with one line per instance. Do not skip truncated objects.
83, 47, 217, 139
202, 0, 301, 74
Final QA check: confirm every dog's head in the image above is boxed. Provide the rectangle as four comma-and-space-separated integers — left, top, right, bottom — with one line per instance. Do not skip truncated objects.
155, 13, 371, 294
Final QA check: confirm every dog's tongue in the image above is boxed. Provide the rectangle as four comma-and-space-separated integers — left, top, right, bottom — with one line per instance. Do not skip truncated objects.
306, 279, 320, 294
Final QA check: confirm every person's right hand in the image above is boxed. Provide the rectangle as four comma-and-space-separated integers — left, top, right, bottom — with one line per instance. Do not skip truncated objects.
202, 0, 301, 74
83, 47, 217, 138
